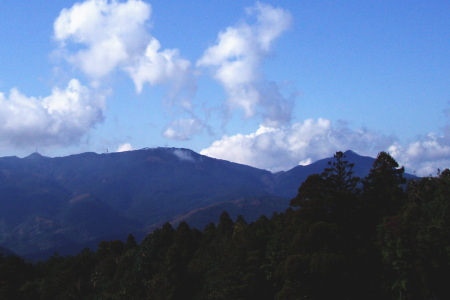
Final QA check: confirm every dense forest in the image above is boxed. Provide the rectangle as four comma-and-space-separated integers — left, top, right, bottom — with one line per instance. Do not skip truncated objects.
1, 152, 449, 300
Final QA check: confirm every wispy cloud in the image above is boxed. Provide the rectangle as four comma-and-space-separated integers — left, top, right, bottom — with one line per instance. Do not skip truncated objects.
116, 142, 133, 152
0, 79, 105, 147
163, 118, 206, 141
172, 148, 196, 162
197, 2, 293, 127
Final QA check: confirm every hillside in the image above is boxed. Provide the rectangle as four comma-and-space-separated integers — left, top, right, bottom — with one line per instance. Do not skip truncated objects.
0, 148, 411, 257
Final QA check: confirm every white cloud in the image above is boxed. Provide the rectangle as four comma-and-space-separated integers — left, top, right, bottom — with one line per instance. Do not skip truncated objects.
201, 118, 395, 172
197, 2, 292, 127
116, 143, 133, 152
0, 79, 105, 147
125, 37, 193, 95
386, 106, 450, 176
54, 0, 151, 79
389, 133, 450, 176
202, 116, 450, 175
163, 118, 206, 141
54, 0, 194, 98
53, 0, 198, 142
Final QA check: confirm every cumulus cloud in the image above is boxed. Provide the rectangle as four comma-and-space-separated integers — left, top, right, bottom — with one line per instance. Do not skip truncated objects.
386, 107, 450, 176
197, 2, 293, 127
125, 38, 193, 96
54, 0, 151, 79
389, 133, 450, 176
116, 143, 133, 152
54, 0, 193, 97
0, 79, 105, 147
201, 118, 395, 172
163, 118, 206, 141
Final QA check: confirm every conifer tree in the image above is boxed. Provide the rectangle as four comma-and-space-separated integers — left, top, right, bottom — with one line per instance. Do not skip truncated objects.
363, 151, 406, 221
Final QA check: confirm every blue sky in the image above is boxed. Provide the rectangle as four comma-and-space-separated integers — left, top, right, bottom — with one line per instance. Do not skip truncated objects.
0, 0, 449, 175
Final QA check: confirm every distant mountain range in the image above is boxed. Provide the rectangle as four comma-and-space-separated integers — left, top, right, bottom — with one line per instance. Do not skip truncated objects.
0, 148, 415, 259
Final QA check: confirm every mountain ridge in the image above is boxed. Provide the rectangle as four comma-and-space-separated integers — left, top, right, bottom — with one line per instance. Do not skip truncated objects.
0, 147, 415, 259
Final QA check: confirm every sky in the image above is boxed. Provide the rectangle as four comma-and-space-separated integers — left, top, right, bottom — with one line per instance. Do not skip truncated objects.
0, 0, 449, 176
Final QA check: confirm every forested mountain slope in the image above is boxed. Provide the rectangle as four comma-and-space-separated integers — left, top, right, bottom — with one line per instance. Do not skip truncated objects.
0, 148, 415, 257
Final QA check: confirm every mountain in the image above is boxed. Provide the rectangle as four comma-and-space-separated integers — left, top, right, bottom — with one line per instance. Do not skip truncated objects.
273, 150, 377, 198
0, 148, 413, 258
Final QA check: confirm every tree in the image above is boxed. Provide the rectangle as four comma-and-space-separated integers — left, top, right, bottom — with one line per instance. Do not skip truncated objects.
291, 151, 361, 225
0, 255, 35, 299
322, 151, 360, 194
363, 151, 406, 221
124, 234, 137, 252
286, 151, 382, 299
290, 174, 326, 207
378, 169, 450, 299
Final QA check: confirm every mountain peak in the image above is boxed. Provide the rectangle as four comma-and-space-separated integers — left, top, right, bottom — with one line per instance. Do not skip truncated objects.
24, 152, 45, 160
343, 150, 357, 156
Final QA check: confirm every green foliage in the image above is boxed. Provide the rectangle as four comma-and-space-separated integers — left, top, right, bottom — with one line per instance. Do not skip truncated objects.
378, 169, 450, 299
1, 152, 448, 300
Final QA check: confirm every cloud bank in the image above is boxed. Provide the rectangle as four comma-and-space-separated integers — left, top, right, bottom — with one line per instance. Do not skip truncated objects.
201, 119, 396, 172
201, 118, 450, 176
389, 132, 450, 176
0, 79, 105, 147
